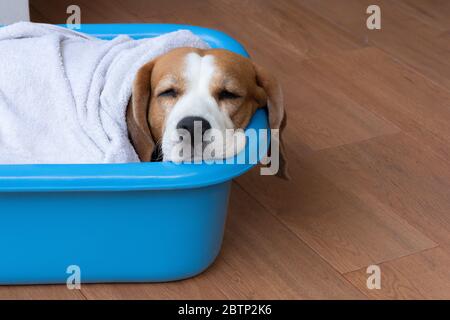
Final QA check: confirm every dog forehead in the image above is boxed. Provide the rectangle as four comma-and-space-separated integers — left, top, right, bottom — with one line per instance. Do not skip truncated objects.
183, 52, 216, 89
207, 49, 256, 83
151, 48, 256, 88
151, 48, 196, 84
208, 49, 253, 69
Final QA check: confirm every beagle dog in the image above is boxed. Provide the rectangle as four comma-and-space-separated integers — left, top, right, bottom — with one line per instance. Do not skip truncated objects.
126, 47, 288, 178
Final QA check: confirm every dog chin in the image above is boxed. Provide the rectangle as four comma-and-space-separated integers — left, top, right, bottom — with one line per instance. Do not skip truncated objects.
161, 130, 247, 163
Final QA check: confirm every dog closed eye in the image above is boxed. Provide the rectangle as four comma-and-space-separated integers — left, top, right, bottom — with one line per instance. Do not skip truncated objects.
158, 88, 178, 98
218, 89, 241, 100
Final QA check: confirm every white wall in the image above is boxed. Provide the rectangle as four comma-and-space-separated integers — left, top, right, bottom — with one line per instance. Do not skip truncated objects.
0, 0, 30, 24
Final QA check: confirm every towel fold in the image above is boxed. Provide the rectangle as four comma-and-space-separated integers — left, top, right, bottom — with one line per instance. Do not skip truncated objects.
0, 22, 209, 164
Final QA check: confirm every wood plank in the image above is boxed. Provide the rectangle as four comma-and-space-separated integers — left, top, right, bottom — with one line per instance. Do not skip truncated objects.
345, 247, 450, 299
208, 0, 364, 62
0, 285, 85, 300
81, 276, 228, 300
298, 0, 450, 89
31, 0, 140, 23
399, 0, 450, 31
302, 132, 450, 248
237, 146, 436, 274
281, 60, 400, 151
295, 47, 450, 160
81, 183, 364, 299
113, 0, 207, 20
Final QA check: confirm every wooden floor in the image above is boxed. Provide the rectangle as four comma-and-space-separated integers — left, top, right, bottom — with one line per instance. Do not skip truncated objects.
5, 0, 449, 299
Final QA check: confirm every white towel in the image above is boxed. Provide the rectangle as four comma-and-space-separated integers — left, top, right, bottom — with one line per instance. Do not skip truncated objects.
0, 22, 209, 164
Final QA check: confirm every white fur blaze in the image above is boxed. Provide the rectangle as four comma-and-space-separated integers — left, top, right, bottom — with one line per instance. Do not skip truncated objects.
161, 52, 245, 162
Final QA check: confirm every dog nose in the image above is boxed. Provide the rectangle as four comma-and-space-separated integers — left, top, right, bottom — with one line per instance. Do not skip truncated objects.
176, 116, 211, 143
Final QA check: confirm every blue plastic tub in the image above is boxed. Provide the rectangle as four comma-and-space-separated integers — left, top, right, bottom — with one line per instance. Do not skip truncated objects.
0, 24, 269, 284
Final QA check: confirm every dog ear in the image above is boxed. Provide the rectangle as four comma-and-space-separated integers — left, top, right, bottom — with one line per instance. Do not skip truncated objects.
253, 63, 289, 179
127, 60, 156, 162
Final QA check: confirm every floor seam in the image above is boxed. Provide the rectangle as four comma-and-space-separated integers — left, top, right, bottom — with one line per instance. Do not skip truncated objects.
342, 245, 440, 277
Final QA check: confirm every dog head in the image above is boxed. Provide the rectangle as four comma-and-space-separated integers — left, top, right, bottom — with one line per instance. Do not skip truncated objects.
127, 47, 288, 178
